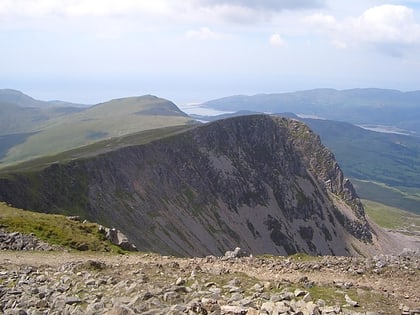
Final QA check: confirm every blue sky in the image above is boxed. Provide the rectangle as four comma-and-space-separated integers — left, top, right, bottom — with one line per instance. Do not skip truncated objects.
1, 0, 420, 105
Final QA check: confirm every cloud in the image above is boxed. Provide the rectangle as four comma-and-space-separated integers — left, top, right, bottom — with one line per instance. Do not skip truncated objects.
269, 33, 287, 47
195, 0, 324, 11
0, 0, 170, 17
191, 0, 325, 24
304, 13, 337, 30
350, 5, 420, 45
305, 4, 420, 56
330, 40, 347, 49
185, 27, 225, 40
0, 0, 324, 19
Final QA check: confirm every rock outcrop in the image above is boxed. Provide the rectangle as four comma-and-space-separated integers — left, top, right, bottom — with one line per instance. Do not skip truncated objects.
0, 115, 376, 256
98, 226, 137, 251
0, 229, 54, 251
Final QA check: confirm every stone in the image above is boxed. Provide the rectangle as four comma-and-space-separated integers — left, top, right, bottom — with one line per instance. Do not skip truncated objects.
102, 227, 137, 251
223, 247, 249, 259
261, 301, 276, 314
221, 305, 247, 314
65, 297, 83, 305
294, 289, 307, 297
344, 294, 359, 307
302, 292, 312, 302
306, 301, 321, 315
175, 277, 185, 285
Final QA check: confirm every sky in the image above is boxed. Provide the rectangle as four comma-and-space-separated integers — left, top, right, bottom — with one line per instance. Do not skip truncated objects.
1, 0, 420, 105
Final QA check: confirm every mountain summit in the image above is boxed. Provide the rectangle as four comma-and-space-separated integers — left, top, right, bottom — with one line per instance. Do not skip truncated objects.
0, 115, 380, 256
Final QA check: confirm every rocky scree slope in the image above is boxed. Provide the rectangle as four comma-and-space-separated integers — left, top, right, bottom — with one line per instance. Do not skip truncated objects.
1, 251, 419, 315
0, 115, 374, 256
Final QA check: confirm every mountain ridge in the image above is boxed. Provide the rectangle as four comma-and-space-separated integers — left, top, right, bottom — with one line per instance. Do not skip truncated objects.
0, 115, 383, 257
0, 93, 193, 166
0, 88, 87, 108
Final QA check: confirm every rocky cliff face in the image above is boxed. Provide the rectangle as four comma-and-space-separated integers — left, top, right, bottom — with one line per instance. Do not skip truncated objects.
0, 115, 374, 256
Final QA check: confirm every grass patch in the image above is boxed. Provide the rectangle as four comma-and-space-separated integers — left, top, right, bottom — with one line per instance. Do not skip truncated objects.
306, 285, 350, 305
362, 199, 420, 232
0, 202, 121, 252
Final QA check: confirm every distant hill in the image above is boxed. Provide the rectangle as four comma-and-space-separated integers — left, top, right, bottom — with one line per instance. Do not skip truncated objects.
0, 91, 194, 166
201, 88, 420, 135
0, 95, 85, 136
0, 89, 86, 108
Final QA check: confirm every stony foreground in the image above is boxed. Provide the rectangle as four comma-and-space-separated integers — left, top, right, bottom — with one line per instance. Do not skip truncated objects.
0, 251, 419, 315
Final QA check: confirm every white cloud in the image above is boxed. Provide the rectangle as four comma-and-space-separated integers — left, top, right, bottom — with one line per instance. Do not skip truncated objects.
185, 27, 225, 40
195, 0, 324, 11
0, 0, 325, 28
269, 33, 286, 47
64, 0, 170, 17
350, 5, 420, 44
304, 4, 420, 56
0, 0, 171, 17
331, 40, 347, 49
304, 13, 338, 31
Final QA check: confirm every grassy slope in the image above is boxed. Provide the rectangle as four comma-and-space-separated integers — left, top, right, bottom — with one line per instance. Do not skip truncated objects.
0, 124, 195, 174
362, 199, 420, 234
0, 103, 80, 136
352, 179, 420, 215
1, 96, 192, 166
0, 202, 121, 252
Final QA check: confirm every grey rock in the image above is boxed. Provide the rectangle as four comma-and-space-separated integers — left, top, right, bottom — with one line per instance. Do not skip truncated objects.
294, 289, 308, 297
344, 294, 359, 307
302, 292, 312, 302
100, 226, 137, 251
223, 247, 249, 259
65, 296, 83, 305
221, 305, 248, 314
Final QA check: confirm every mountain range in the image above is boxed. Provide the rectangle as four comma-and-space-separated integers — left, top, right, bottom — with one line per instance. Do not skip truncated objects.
201, 88, 420, 135
0, 88, 419, 256
0, 115, 384, 256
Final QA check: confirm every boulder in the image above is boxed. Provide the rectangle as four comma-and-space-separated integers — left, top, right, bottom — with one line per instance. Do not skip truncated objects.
223, 247, 249, 259
99, 226, 137, 251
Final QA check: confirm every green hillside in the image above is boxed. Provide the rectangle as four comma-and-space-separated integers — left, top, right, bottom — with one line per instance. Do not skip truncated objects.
353, 180, 420, 215
0, 95, 194, 167
302, 118, 420, 189
0, 124, 194, 174
0, 202, 120, 252
0, 102, 83, 136
362, 199, 420, 232
0, 89, 86, 136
